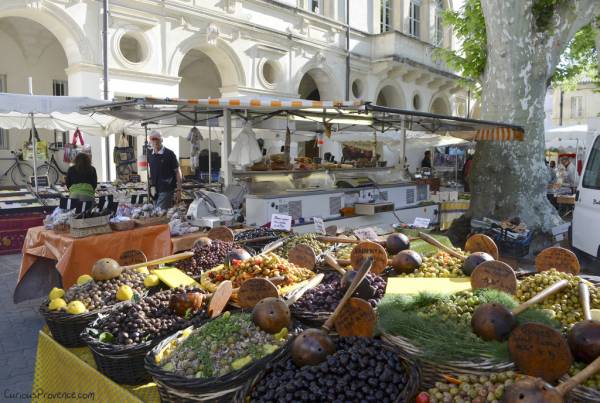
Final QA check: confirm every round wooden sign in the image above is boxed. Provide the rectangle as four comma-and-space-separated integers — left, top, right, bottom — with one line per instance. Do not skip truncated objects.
207, 280, 233, 318
288, 244, 317, 270
193, 237, 213, 249
535, 247, 580, 275
237, 278, 279, 309
334, 297, 377, 337
350, 241, 388, 275
465, 234, 499, 260
118, 249, 147, 266
508, 323, 572, 383
470, 261, 518, 294
325, 225, 338, 236
207, 226, 235, 243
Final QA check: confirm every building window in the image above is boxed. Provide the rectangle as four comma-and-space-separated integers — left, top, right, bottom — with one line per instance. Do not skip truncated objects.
300, 0, 323, 14
409, 0, 421, 38
0, 75, 7, 150
380, 0, 391, 32
53, 80, 68, 96
570, 96, 583, 118
434, 0, 444, 46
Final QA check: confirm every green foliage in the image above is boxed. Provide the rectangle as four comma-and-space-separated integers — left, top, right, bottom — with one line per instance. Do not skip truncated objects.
554, 23, 599, 89
532, 0, 563, 32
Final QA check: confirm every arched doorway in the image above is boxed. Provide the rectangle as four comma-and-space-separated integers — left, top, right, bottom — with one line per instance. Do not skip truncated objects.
0, 17, 70, 183
430, 96, 451, 115
376, 85, 405, 108
178, 49, 222, 99
298, 68, 337, 101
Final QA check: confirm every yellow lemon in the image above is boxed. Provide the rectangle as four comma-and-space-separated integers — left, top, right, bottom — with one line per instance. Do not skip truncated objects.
116, 285, 134, 301
144, 274, 160, 288
66, 300, 87, 315
48, 298, 67, 311
135, 267, 150, 274
48, 287, 65, 301
77, 274, 94, 286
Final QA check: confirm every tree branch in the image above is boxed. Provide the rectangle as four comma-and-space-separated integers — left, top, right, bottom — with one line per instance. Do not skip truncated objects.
546, 0, 600, 79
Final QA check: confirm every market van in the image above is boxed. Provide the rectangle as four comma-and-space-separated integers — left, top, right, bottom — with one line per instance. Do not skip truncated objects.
572, 132, 600, 258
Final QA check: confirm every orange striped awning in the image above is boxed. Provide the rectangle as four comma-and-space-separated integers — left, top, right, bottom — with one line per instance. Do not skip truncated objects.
143, 97, 363, 110
475, 127, 524, 142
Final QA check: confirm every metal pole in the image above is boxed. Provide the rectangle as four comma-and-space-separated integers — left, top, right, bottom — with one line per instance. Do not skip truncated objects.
28, 77, 38, 193
103, 0, 111, 182
345, 0, 350, 101
208, 124, 212, 184
222, 109, 232, 187
144, 125, 151, 200
559, 89, 564, 127
400, 118, 407, 170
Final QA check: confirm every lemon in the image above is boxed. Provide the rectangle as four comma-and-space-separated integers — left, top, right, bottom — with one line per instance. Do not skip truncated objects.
48, 298, 67, 311
135, 267, 149, 274
116, 285, 134, 301
48, 287, 65, 300
77, 274, 94, 286
144, 274, 160, 288
66, 300, 87, 315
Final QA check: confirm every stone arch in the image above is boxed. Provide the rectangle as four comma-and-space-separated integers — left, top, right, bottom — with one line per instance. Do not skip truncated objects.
295, 62, 340, 101
0, 1, 95, 65
374, 81, 406, 108
169, 35, 246, 91
430, 95, 451, 115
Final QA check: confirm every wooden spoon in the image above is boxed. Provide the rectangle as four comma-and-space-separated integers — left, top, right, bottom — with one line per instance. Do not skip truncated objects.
122, 251, 194, 271
323, 254, 377, 300
568, 281, 600, 364
418, 232, 466, 259
471, 279, 569, 341
503, 355, 600, 403
291, 256, 373, 367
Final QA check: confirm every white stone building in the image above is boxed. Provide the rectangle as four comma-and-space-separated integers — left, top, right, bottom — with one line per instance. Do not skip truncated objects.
0, 0, 467, 182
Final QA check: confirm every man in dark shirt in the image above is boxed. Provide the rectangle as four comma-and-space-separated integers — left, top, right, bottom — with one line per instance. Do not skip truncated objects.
148, 130, 182, 210
421, 150, 432, 169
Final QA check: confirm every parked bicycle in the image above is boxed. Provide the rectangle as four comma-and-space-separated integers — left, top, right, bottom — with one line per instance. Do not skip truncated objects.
1, 146, 66, 186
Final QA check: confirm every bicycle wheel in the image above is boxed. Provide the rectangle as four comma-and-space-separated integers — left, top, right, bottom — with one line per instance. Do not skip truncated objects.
40, 164, 59, 185
10, 162, 34, 186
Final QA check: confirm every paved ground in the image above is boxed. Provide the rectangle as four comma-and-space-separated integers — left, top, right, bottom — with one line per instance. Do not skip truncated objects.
1, 253, 44, 401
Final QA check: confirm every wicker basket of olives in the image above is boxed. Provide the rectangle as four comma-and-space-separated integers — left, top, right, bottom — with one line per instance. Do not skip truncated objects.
39, 266, 147, 347
81, 287, 210, 385
244, 336, 421, 403
145, 311, 296, 402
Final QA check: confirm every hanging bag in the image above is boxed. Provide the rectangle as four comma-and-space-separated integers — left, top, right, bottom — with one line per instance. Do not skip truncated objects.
23, 128, 49, 161
63, 128, 84, 163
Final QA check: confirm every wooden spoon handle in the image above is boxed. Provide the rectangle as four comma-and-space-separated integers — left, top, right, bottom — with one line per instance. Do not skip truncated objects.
324, 254, 346, 275
322, 256, 373, 331
418, 232, 466, 259
237, 235, 278, 244
579, 281, 592, 321
123, 251, 194, 270
260, 239, 285, 255
318, 236, 360, 244
285, 273, 325, 306
512, 279, 569, 315
556, 355, 600, 396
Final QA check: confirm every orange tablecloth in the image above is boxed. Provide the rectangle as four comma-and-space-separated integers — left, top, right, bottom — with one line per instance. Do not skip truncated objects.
19, 225, 171, 288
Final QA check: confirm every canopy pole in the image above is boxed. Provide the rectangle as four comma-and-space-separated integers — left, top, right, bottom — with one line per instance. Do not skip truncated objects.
222, 108, 232, 187
102, 0, 111, 182
400, 118, 406, 170
27, 78, 39, 193
208, 123, 212, 185
144, 125, 151, 201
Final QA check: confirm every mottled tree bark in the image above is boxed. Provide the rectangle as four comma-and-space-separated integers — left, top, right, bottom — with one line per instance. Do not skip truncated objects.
468, 0, 600, 232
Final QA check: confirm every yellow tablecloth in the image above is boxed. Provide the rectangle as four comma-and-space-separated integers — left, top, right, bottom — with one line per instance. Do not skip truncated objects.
33, 330, 160, 402
440, 200, 470, 230
385, 277, 471, 295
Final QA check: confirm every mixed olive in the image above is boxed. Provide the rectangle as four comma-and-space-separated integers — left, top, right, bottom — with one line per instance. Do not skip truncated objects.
175, 240, 235, 276
276, 233, 329, 258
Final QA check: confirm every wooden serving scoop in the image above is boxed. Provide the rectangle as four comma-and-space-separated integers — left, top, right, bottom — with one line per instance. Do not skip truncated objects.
288, 244, 317, 270
323, 254, 377, 301
207, 226, 235, 243
118, 249, 147, 266
471, 279, 569, 341
568, 281, 600, 364
465, 234, 499, 260
122, 251, 195, 271
291, 257, 373, 367
418, 232, 466, 259
503, 355, 600, 402
317, 236, 386, 245
350, 241, 389, 275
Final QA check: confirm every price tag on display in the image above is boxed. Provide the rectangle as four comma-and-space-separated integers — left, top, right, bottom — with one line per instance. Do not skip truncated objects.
313, 216, 326, 235
271, 214, 292, 231
412, 217, 431, 228
353, 227, 379, 241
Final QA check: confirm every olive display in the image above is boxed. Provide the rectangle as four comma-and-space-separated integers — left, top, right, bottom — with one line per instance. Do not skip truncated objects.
250, 337, 409, 403
421, 290, 483, 325
276, 233, 329, 258
175, 240, 235, 276
94, 287, 209, 345
158, 312, 289, 378
235, 228, 287, 242
64, 269, 146, 311
425, 371, 520, 403
516, 269, 600, 328
334, 244, 353, 260
568, 362, 600, 391
293, 272, 386, 312
398, 251, 465, 278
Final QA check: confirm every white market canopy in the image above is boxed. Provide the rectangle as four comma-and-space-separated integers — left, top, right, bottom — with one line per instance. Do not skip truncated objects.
545, 124, 594, 150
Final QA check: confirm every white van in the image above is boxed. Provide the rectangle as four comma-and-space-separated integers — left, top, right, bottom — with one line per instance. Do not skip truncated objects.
572, 130, 600, 258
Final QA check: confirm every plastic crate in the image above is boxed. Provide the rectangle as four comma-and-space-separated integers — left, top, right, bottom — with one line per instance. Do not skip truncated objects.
485, 229, 533, 258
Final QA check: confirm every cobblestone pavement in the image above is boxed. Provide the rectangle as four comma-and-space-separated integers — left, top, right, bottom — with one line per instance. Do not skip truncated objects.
1, 253, 44, 401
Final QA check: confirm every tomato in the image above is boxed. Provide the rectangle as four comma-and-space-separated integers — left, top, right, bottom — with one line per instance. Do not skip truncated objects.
415, 392, 430, 403
232, 259, 241, 266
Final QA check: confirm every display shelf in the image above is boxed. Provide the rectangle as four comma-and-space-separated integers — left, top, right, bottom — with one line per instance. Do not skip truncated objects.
233, 166, 393, 176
